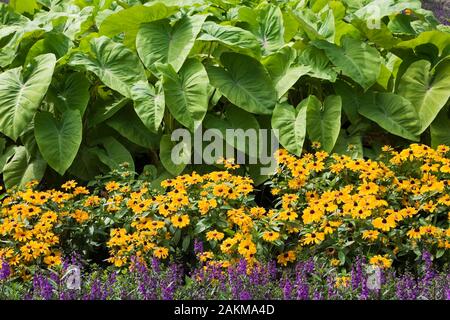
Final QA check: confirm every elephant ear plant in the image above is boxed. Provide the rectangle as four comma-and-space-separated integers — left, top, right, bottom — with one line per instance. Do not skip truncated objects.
0, 0, 449, 189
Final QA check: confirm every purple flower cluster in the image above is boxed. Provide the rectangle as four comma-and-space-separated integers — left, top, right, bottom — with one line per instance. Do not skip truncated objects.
0, 260, 11, 281
1, 253, 450, 300
422, 0, 450, 25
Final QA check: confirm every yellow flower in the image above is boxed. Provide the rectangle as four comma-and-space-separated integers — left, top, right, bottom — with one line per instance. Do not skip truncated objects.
170, 215, 190, 228
406, 227, 422, 239
277, 251, 296, 266
71, 209, 89, 223
61, 180, 77, 190
369, 255, 392, 269
311, 141, 321, 149
302, 232, 325, 245
279, 210, 298, 221
220, 238, 237, 254
262, 231, 280, 242
362, 230, 380, 241
43, 252, 61, 267
198, 251, 214, 262
357, 182, 379, 195
153, 247, 169, 259
335, 276, 351, 288
206, 230, 225, 241
238, 238, 257, 259
105, 181, 120, 192
212, 184, 230, 197
372, 216, 396, 232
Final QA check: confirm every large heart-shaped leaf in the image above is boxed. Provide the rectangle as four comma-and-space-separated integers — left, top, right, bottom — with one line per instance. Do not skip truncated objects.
34, 110, 82, 175
92, 137, 135, 172
106, 106, 160, 149
238, 4, 285, 55
203, 105, 261, 158
47, 72, 90, 116
3, 146, 46, 189
160, 134, 190, 176
0, 53, 56, 141
68, 145, 103, 181
430, 106, 450, 148
313, 36, 381, 90
271, 101, 307, 156
197, 21, 261, 58
159, 59, 209, 132
206, 52, 277, 115
306, 95, 342, 152
88, 97, 130, 128
25, 32, 72, 65
397, 60, 450, 133
395, 31, 450, 55
136, 14, 207, 73
358, 92, 421, 141
298, 46, 337, 81
131, 81, 165, 133
263, 46, 310, 99
69, 36, 146, 98
10, 0, 38, 14
99, 3, 178, 48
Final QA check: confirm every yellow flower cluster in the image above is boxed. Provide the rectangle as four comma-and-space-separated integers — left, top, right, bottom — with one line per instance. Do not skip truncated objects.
0, 180, 90, 277
269, 144, 449, 268
106, 166, 259, 267
1, 144, 448, 274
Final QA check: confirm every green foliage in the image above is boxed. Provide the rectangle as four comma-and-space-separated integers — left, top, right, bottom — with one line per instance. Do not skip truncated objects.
0, 0, 449, 188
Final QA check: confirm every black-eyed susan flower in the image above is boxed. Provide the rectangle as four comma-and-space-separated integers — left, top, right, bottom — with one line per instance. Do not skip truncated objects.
369, 255, 392, 269
372, 216, 396, 232
170, 215, 190, 228
277, 250, 296, 266
206, 230, 225, 241
302, 232, 325, 245
262, 231, 280, 242
153, 247, 169, 259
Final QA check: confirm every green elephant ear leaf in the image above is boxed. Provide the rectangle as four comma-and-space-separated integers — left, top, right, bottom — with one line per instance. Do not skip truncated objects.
358, 92, 421, 141
25, 32, 72, 65
88, 97, 130, 128
68, 145, 103, 181
3, 146, 46, 190
69, 36, 146, 98
203, 105, 261, 158
0, 53, 56, 141
131, 81, 165, 133
298, 46, 337, 81
395, 30, 450, 56
197, 21, 261, 58
159, 59, 209, 132
206, 52, 277, 115
160, 134, 190, 176
430, 106, 450, 148
136, 14, 207, 73
313, 36, 381, 90
306, 95, 342, 153
397, 60, 450, 133
34, 110, 83, 175
47, 72, 90, 117
92, 137, 135, 172
263, 46, 310, 99
106, 106, 160, 149
99, 3, 178, 48
272, 101, 307, 156
239, 4, 285, 56
10, 0, 39, 14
